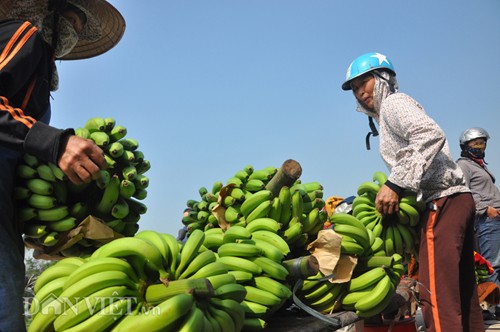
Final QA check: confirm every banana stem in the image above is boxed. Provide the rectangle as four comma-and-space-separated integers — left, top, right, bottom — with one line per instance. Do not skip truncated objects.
145, 278, 214, 305
283, 255, 319, 280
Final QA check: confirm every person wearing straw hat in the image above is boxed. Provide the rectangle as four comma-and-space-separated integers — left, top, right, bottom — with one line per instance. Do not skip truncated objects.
0, 0, 125, 329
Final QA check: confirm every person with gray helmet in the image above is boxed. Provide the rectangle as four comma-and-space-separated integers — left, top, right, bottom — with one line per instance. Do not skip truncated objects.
0, 0, 125, 329
342, 52, 484, 331
457, 127, 500, 322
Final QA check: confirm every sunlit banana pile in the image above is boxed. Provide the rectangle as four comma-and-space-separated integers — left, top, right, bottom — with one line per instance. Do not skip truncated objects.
184, 164, 327, 252
296, 171, 426, 318
15, 117, 150, 253
171, 164, 328, 327
29, 229, 255, 331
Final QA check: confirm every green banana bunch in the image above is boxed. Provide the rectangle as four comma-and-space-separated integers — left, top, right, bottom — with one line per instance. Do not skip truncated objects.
349, 171, 422, 261
16, 117, 151, 254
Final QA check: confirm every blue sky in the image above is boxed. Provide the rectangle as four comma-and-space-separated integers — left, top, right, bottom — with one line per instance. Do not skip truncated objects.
49, 0, 500, 235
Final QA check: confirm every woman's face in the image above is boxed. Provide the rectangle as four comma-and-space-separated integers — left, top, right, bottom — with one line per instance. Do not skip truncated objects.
350, 73, 375, 110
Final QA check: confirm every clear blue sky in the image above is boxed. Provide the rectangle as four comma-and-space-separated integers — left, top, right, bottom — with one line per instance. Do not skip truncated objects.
49, 0, 500, 235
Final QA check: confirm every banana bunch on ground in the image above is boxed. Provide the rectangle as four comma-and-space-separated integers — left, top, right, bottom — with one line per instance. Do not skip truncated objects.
15, 117, 150, 252
28, 229, 251, 332
347, 171, 424, 261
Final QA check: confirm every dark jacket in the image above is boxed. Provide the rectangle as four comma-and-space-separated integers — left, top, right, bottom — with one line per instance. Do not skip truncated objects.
0, 19, 73, 163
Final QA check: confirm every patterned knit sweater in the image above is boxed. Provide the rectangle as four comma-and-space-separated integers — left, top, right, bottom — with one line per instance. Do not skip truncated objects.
377, 93, 469, 203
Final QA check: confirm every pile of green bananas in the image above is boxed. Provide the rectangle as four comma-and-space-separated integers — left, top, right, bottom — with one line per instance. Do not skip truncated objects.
347, 171, 425, 261
298, 171, 425, 319
202, 224, 294, 327
28, 229, 251, 332
183, 164, 328, 254
15, 117, 150, 253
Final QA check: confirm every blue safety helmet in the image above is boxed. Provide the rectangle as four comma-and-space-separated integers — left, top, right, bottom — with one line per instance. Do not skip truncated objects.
341, 52, 396, 91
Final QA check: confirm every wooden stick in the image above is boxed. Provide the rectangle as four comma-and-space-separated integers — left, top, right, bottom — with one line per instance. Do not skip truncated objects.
265, 159, 302, 197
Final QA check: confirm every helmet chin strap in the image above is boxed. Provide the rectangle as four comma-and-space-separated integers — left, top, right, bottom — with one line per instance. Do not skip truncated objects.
365, 116, 379, 150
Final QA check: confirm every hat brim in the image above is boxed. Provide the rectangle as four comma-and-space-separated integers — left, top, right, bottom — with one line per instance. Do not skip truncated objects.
0, 0, 126, 60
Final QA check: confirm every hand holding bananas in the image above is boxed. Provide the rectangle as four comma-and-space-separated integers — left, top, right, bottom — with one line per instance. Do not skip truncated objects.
57, 134, 107, 185
375, 184, 400, 216
16, 117, 150, 252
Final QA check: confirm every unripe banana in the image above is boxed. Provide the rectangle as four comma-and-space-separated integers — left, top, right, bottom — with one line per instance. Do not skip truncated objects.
238, 238, 284, 262
176, 229, 205, 279
291, 190, 304, 221
244, 179, 266, 192
214, 283, 247, 302
209, 298, 245, 332
241, 300, 269, 318
251, 256, 289, 281
218, 242, 262, 258
223, 225, 251, 243
244, 285, 282, 307
283, 221, 303, 243
248, 168, 275, 181
28, 193, 57, 210
228, 270, 254, 284
372, 171, 388, 186
278, 186, 292, 225
189, 261, 228, 279
349, 266, 387, 292
122, 164, 137, 180
118, 138, 139, 151
23, 153, 39, 168
107, 141, 124, 158
217, 256, 262, 275
399, 202, 420, 226
84, 117, 106, 133
136, 159, 151, 174
340, 240, 365, 256
47, 216, 78, 232
119, 179, 136, 198
246, 199, 272, 223
104, 117, 116, 131
333, 223, 370, 250
357, 181, 381, 196
96, 174, 120, 215
178, 249, 217, 279
251, 230, 290, 255
75, 127, 90, 138
240, 190, 273, 218
26, 178, 53, 195
224, 205, 241, 223
90, 131, 110, 147
355, 274, 395, 317
36, 205, 69, 222
36, 164, 56, 182
108, 125, 127, 141
245, 217, 281, 233
120, 150, 135, 163
111, 197, 130, 219
253, 275, 292, 300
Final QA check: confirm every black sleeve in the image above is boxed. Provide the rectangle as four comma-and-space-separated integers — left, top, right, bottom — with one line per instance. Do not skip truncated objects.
0, 20, 72, 164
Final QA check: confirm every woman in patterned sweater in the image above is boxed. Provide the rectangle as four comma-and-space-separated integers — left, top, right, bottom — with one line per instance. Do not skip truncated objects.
341, 52, 483, 332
